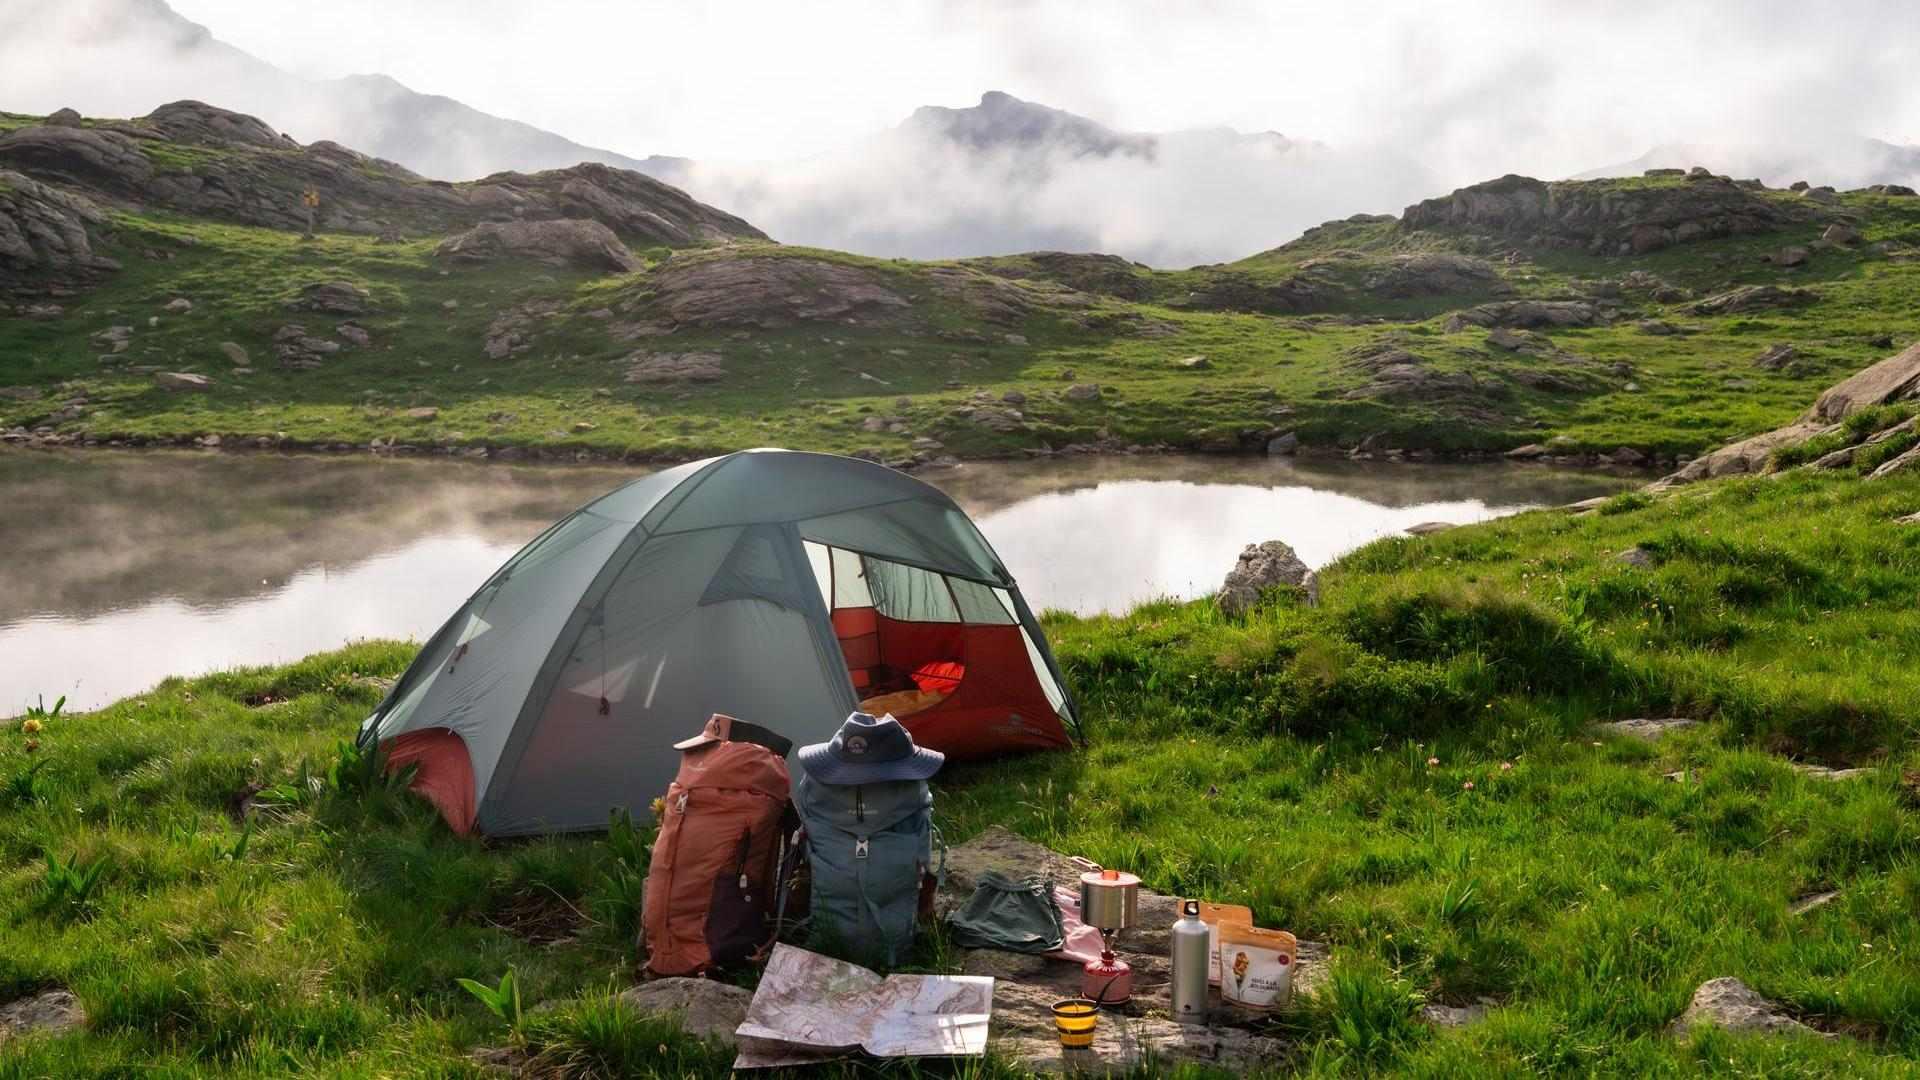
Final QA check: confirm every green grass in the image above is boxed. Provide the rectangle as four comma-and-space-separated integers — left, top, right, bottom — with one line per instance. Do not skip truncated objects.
4, 470, 1918, 1075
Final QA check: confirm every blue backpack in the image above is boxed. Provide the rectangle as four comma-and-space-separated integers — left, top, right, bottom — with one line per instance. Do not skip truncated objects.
792, 772, 944, 968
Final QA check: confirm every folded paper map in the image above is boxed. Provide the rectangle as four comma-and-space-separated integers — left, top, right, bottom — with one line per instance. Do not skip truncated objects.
732, 944, 994, 1069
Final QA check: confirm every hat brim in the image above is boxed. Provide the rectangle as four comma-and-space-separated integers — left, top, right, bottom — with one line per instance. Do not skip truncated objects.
796, 741, 945, 784
671, 732, 722, 751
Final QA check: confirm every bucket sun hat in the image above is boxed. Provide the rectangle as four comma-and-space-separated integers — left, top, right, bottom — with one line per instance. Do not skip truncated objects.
797, 711, 944, 784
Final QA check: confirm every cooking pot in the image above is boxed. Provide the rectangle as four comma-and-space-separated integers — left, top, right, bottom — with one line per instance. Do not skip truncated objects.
1076, 865, 1140, 931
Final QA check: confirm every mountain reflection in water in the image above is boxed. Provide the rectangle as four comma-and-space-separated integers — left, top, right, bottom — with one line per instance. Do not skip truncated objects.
0, 450, 1636, 711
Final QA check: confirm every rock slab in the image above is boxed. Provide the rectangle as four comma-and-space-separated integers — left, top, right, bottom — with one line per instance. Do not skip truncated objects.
1598, 718, 1699, 741
0, 989, 84, 1044
1672, 977, 1817, 1037
618, 978, 753, 1046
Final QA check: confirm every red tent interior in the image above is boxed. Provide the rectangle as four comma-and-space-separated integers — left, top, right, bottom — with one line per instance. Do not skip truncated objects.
834, 606, 1071, 758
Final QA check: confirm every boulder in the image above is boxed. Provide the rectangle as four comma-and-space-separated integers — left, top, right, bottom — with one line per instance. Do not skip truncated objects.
1822, 223, 1861, 245
626, 255, 911, 331
1769, 246, 1810, 267
966, 405, 1027, 433
1752, 344, 1799, 371
1405, 521, 1457, 536
1175, 355, 1212, 370
1217, 540, 1313, 616
0, 988, 85, 1044
623, 351, 726, 384
1000, 390, 1027, 405
336, 322, 372, 347
1672, 978, 1817, 1038
163, 297, 192, 313
44, 108, 83, 127
145, 100, 295, 150
1398, 172, 1799, 254
1063, 383, 1103, 403
1265, 431, 1299, 456
482, 299, 560, 360
273, 323, 342, 369
1615, 546, 1657, 568
291, 280, 372, 315
436, 218, 639, 273
153, 371, 213, 391
1448, 300, 1602, 329
1505, 443, 1547, 459
218, 341, 248, 365
1691, 285, 1817, 315
617, 978, 752, 1045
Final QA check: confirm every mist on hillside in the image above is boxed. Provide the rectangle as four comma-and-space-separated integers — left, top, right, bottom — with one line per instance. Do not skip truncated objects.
6, 0, 1920, 265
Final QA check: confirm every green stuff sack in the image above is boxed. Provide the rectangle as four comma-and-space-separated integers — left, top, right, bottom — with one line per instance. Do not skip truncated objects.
947, 870, 1065, 953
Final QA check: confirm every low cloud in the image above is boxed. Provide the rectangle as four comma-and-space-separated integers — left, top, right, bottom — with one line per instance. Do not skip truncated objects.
669, 125, 1440, 266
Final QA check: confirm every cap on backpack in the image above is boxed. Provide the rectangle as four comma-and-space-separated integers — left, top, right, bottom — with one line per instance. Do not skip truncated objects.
673, 713, 793, 757
797, 711, 944, 784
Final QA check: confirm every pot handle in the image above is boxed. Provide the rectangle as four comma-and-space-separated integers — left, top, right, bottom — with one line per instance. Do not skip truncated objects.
1067, 856, 1102, 874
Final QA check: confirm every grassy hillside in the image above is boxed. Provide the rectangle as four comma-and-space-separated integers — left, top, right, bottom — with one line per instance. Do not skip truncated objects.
6, 115, 1920, 467
3, 469, 1917, 1076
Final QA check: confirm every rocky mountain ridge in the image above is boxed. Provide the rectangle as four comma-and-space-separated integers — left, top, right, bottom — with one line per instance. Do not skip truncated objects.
0, 100, 764, 297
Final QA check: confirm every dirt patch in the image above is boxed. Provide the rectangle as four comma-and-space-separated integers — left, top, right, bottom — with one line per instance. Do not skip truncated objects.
482, 888, 587, 946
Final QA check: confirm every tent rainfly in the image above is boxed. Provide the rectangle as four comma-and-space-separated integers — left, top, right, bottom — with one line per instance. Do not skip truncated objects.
359, 449, 1080, 835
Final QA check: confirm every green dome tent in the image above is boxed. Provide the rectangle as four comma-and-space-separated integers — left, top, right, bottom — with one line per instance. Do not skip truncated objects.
359, 449, 1080, 836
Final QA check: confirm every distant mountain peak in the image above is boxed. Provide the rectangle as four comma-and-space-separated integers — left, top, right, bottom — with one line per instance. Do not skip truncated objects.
904, 90, 1154, 158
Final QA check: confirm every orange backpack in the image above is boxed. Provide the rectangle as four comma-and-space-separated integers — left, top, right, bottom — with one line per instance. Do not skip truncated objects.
641, 714, 794, 977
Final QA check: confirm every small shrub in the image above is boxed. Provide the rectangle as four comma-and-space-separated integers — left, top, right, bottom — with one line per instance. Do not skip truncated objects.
44, 851, 110, 915
1855, 429, 1919, 474
457, 967, 523, 1033
1311, 956, 1425, 1066
591, 808, 654, 947
4, 759, 50, 804
1598, 491, 1653, 516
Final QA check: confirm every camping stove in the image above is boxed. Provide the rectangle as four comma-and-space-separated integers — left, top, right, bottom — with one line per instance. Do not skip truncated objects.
1077, 866, 1140, 1005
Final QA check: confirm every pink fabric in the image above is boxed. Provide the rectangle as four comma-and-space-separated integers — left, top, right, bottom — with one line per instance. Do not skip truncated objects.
1047, 885, 1107, 965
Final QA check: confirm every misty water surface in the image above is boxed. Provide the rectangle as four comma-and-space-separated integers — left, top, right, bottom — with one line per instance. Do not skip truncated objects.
0, 451, 1635, 712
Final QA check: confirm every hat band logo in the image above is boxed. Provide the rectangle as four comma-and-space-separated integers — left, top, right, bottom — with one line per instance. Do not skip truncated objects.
845, 735, 869, 756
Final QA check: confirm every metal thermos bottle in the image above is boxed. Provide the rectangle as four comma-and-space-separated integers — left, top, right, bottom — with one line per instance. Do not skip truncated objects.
1170, 898, 1210, 1022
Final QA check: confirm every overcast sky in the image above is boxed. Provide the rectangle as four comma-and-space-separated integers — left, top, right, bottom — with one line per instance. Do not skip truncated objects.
159, 0, 1920, 173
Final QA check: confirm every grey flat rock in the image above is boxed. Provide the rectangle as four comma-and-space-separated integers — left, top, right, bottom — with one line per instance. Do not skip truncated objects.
618, 977, 753, 1045
1421, 1000, 1494, 1028
1789, 890, 1840, 916
1791, 763, 1870, 781
0, 989, 84, 1043
1598, 718, 1700, 741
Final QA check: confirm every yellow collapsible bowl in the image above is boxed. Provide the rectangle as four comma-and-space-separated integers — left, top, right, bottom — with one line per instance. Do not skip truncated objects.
1053, 998, 1098, 1048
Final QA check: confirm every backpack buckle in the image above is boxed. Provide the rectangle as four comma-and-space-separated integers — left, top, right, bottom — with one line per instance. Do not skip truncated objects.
854, 837, 870, 859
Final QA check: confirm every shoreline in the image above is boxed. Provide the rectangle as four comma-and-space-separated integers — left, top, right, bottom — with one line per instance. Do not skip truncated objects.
0, 429, 1668, 476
